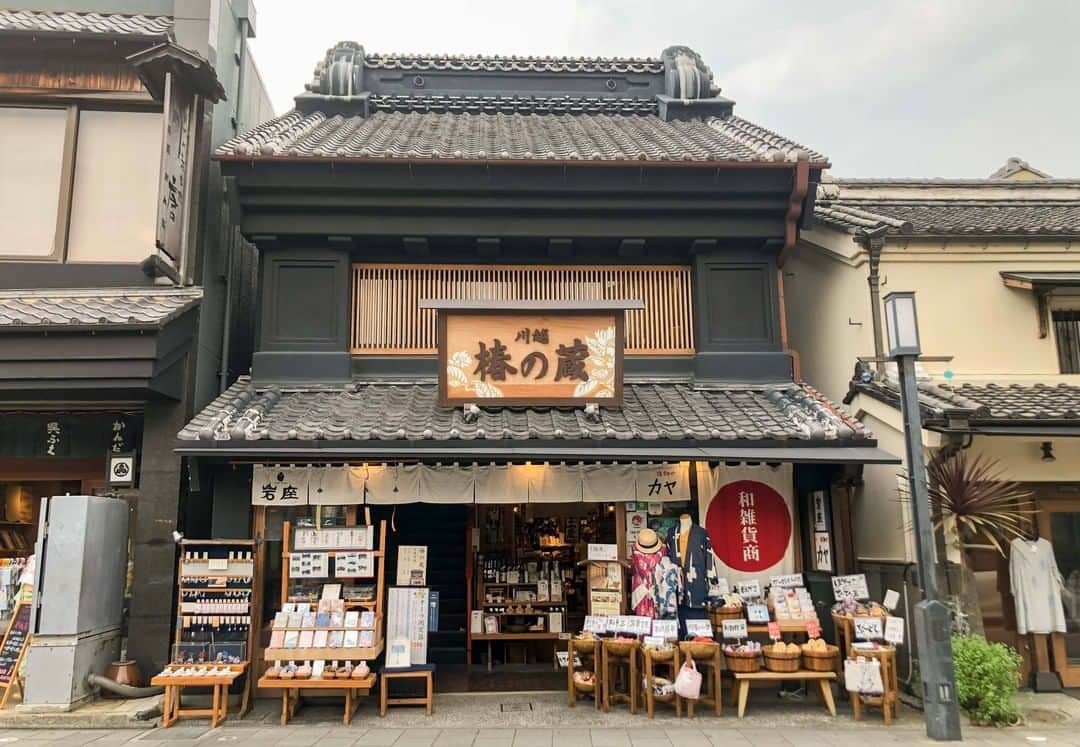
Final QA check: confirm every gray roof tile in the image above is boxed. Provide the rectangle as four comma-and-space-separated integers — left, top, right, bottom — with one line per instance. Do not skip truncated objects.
815, 199, 1080, 236
179, 378, 871, 444
0, 9, 172, 38
362, 53, 665, 75
217, 110, 825, 164
853, 380, 1080, 425
0, 288, 201, 329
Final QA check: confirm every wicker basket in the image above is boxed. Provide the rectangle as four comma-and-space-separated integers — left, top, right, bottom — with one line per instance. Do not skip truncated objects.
680, 640, 719, 660
603, 639, 639, 657
645, 647, 675, 662
572, 673, 596, 693
723, 650, 760, 673
801, 645, 840, 672
709, 607, 743, 625
649, 677, 676, 702
570, 638, 599, 654
763, 649, 801, 673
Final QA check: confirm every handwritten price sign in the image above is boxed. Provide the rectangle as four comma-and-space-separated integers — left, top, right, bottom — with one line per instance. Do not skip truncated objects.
769, 573, 803, 589
853, 616, 884, 641
734, 580, 761, 599
722, 618, 748, 640
831, 574, 869, 601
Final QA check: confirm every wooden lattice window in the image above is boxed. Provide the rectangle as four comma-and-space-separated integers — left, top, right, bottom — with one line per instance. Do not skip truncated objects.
1054, 310, 1080, 374
351, 264, 695, 355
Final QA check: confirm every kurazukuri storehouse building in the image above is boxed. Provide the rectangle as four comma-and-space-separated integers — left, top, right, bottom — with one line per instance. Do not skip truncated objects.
178, 41, 896, 684
785, 163, 1080, 688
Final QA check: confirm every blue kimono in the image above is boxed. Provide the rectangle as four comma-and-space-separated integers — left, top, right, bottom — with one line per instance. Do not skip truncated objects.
665, 524, 722, 609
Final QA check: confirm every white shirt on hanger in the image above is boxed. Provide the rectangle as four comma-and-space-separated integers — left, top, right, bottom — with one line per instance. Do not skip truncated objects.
1009, 537, 1067, 635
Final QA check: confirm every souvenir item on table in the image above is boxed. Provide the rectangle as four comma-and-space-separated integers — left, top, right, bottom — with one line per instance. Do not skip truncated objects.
280, 663, 297, 680
295, 662, 312, 680
631, 528, 667, 618
722, 640, 762, 672
801, 637, 840, 671
674, 659, 702, 699
845, 656, 884, 694
763, 641, 801, 673
354, 661, 370, 678
832, 599, 887, 618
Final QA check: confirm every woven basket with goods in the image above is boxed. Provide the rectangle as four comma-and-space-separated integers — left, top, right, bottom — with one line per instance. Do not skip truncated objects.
572, 670, 596, 692
680, 640, 719, 660
648, 675, 676, 702
801, 642, 840, 672
763, 642, 801, 673
645, 646, 675, 662
603, 638, 639, 657
722, 647, 761, 673
709, 606, 743, 625
570, 638, 599, 654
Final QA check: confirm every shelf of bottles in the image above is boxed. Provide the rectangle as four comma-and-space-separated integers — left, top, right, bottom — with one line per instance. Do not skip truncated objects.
172, 540, 255, 668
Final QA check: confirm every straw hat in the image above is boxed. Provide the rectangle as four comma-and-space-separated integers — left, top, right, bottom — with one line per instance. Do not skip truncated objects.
635, 528, 663, 555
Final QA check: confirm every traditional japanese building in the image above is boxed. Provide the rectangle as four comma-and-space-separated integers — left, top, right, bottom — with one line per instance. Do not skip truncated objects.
0, 3, 271, 675
179, 41, 896, 684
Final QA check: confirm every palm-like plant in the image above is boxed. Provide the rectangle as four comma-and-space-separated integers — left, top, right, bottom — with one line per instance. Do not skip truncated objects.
925, 451, 1037, 555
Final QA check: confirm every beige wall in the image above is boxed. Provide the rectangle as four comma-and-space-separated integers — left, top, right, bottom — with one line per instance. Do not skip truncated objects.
853, 410, 916, 563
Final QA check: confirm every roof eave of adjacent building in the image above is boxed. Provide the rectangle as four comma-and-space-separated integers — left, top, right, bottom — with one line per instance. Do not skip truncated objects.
214, 153, 830, 169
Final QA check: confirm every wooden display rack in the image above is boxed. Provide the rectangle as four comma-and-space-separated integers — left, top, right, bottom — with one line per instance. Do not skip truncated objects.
258, 520, 387, 725
159, 539, 258, 727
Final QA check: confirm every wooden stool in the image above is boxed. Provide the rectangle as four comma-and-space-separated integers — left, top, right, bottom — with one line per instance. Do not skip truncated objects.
678, 641, 722, 718
641, 646, 681, 719
832, 614, 855, 695
380, 663, 435, 717
601, 639, 639, 714
851, 646, 899, 725
567, 638, 601, 709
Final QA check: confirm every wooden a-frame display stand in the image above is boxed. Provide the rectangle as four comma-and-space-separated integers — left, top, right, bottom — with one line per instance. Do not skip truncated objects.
258, 519, 387, 725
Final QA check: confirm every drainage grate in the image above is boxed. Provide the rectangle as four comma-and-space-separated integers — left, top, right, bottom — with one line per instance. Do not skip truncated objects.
500, 702, 534, 712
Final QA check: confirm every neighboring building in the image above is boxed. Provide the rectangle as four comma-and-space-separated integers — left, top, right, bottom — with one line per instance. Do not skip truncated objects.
178, 41, 896, 681
0, 3, 270, 674
785, 161, 1080, 684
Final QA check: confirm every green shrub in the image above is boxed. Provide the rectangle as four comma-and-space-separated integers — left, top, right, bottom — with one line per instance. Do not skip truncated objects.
951, 634, 1022, 725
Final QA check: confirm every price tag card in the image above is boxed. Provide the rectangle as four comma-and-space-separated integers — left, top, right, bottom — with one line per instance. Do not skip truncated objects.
714, 577, 730, 595
769, 573, 803, 589
721, 618, 748, 640
883, 589, 900, 611
747, 603, 770, 624
767, 621, 782, 641
643, 635, 665, 648
609, 616, 631, 634
831, 573, 870, 601
630, 616, 652, 636
733, 580, 761, 599
583, 616, 608, 633
652, 619, 678, 640
805, 619, 822, 639
587, 544, 618, 561
853, 616, 884, 641
885, 616, 905, 645
686, 619, 714, 638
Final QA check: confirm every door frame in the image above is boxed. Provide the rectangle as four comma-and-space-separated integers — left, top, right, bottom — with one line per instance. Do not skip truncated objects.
1036, 494, 1080, 687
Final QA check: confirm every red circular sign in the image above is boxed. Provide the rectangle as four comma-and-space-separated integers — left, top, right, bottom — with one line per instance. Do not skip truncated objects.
705, 479, 791, 573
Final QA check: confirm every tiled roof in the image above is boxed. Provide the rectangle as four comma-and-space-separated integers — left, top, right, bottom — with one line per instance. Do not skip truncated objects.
363, 53, 665, 75
0, 9, 172, 38
814, 200, 1080, 236
852, 380, 1080, 426
0, 288, 201, 330
179, 378, 870, 443
216, 110, 825, 164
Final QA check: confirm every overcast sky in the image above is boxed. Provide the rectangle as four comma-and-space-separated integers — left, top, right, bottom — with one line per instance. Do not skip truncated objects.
247, 0, 1079, 178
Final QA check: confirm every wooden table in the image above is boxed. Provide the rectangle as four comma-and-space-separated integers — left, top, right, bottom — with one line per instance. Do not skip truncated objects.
380, 663, 435, 716
731, 670, 837, 719
850, 645, 899, 724
257, 674, 375, 725
151, 667, 245, 728
472, 632, 561, 672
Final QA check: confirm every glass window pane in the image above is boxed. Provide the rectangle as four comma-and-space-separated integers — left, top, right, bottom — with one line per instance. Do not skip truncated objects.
0, 107, 67, 257
1050, 512, 1080, 663
67, 110, 161, 263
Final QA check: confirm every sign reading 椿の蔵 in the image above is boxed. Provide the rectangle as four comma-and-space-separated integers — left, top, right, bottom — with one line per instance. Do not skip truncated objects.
437, 308, 625, 406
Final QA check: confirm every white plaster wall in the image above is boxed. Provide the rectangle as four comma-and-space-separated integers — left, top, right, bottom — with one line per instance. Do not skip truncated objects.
853, 411, 916, 563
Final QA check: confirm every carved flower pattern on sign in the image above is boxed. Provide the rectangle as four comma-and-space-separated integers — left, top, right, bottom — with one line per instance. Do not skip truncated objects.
577, 326, 617, 398
447, 350, 504, 398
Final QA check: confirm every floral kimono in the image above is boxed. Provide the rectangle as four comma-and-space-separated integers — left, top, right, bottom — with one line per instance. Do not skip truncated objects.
631, 547, 667, 618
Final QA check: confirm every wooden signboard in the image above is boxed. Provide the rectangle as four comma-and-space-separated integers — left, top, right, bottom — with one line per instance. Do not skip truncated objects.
437, 308, 625, 405
0, 603, 31, 707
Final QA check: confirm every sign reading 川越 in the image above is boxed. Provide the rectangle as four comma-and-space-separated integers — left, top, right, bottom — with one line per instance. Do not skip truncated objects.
437, 309, 625, 406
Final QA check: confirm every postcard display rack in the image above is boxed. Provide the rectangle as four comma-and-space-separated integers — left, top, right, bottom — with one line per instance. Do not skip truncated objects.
258, 521, 387, 725
152, 540, 257, 728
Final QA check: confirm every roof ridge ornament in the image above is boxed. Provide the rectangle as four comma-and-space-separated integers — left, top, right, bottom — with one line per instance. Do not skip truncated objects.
310, 40, 365, 96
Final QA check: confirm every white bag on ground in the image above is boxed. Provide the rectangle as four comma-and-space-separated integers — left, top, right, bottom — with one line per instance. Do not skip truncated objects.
674, 659, 702, 699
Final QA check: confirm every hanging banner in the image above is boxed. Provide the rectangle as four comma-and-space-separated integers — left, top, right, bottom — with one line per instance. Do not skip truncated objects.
251, 465, 310, 505
308, 466, 364, 505
528, 463, 583, 503
697, 463, 795, 583
418, 464, 474, 504
635, 462, 691, 502
473, 464, 529, 504
362, 464, 421, 504
582, 463, 636, 503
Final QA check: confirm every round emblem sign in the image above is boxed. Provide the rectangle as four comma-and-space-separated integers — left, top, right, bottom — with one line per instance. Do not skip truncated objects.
704, 479, 791, 573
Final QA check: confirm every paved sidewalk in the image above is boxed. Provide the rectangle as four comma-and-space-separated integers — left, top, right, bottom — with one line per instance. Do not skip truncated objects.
0, 690, 1075, 745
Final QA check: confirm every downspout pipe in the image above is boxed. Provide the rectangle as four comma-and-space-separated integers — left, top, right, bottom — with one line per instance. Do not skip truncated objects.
776, 159, 810, 268
87, 673, 163, 699
861, 227, 889, 376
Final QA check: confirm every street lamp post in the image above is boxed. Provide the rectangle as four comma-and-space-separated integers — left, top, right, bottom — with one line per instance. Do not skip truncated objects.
883, 291, 962, 741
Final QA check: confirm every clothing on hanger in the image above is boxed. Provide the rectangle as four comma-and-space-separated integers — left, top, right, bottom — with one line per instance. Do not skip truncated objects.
1009, 536, 1066, 635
